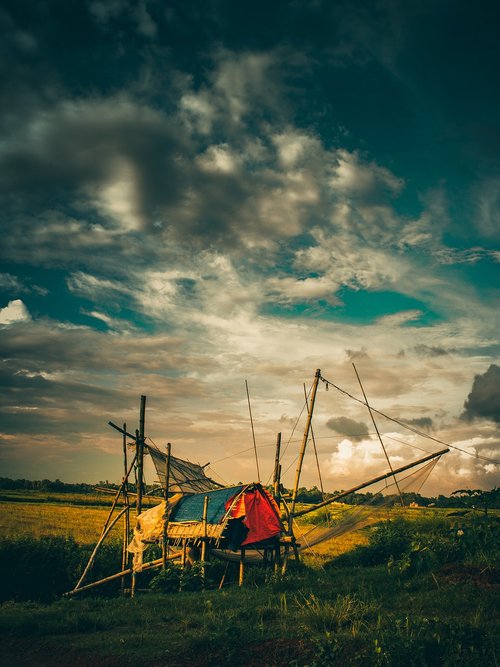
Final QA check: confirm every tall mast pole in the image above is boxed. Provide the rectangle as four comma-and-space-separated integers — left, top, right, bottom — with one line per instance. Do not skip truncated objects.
245, 380, 261, 482
132, 395, 146, 599
289, 369, 321, 531
273, 432, 282, 503
136, 395, 146, 515
352, 364, 405, 507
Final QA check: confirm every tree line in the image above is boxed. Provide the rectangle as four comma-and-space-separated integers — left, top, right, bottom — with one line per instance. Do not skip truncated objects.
1, 477, 498, 509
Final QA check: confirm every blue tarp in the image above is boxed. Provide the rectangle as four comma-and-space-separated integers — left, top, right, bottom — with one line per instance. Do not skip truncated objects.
170, 485, 245, 524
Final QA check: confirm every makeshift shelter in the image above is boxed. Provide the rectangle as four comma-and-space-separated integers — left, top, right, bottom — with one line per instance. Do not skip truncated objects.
128, 482, 283, 571
66, 370, 449, 597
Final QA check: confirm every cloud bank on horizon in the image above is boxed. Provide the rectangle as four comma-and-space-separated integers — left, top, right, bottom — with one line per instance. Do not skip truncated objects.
0, 0, 499, 494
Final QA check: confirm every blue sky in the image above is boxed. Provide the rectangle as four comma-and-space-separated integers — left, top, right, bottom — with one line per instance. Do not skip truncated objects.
0, 0, 499, 494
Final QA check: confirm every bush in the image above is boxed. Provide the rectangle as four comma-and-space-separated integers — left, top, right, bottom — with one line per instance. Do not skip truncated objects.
0, 536, 122, 602
149, 562, 181, 593
374, 616, 495, 666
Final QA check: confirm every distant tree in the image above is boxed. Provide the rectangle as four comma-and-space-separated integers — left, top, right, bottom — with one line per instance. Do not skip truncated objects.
452, 487, 500, 514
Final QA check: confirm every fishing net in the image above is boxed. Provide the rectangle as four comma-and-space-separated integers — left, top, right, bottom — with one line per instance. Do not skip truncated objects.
146, 443, 223, 494
296, 457, 439, 551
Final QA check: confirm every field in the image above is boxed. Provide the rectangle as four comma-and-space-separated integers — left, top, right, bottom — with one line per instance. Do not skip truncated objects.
0, 491, 498, 666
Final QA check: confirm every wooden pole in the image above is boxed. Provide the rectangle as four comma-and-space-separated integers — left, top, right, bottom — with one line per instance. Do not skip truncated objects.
304, 383, 326, 500
137, 394, 146, 515
294, 448, 449, 518
289, 369, 321, 531
74, 455, 137, 591
162, 442, 171, 569
65, 551, 183, 596
181, 539, 187, 568
73, 505, 131, 591
201, 495, 209, 586
352, 363, 405, 507
239, 548, 245, 586
121, 423, 129, 593
273, 432, 282, 503
132, 395, 146, 598
245, 380, 261, 482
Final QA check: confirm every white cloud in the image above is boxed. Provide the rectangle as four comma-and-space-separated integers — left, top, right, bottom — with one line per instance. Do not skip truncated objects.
89, 158, 142, 231
0, 273, 23, 291
272, 130, 323, 168
329, 150, 404, 200
197, 144, 241, 174
212, 50, 279, 125
0, 299, 31, 324
265, 275, 341, 305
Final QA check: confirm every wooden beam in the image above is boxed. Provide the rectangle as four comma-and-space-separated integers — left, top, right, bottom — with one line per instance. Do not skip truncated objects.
293, 448, 449, 519
65, 551, 183, 596
289, 369, 321, 530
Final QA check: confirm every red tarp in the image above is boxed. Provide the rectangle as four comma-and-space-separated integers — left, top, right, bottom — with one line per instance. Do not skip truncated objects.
227, 488, 282, 546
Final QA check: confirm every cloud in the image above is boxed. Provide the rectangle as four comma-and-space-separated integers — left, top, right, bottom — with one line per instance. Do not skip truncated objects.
462, 364, 500, 424
325, 416, 369, 441
0, 273, 24, 292
413, 345, 451, 357
89, 0, 157, 38
265, 275, 341, 306
329, 149, 404, 203
402, 417, 434, 431
0, 299, 31, 325
0, 97, 189, 233
180, 49, 289, 133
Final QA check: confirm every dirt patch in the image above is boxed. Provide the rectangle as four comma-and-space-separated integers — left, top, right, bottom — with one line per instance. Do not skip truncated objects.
0, 638, 125, 667
438, 563, 499, 589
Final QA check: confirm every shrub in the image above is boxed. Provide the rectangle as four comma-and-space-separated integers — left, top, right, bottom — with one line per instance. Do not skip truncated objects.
180, 561, 205, 592
149, 562, 181, 593
374, 616, 495, 666
0, 536, 122, 601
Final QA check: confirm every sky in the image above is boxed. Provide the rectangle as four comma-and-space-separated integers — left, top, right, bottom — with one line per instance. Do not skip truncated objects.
0, 0, 499, 496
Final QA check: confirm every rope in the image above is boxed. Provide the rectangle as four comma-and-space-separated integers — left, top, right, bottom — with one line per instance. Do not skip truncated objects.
319, 374, 500, 465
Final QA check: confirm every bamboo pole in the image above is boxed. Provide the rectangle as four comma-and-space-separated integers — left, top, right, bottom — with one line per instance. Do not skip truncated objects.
121, 422, 129, 593
293, 448, 449, 518
162, 442, 171, 569
352, 363, 405, 507
289, 369, 321, 531
201, 495, 209, 586
245, 380, 261, 482
304, 383, 326, 500
273, 432, 282, 503
239, 548, 245, 586
64, 551, 183, 597
99, 454, 137, 536
132, 395, 146, 598
182, 539, 187, 568
74, 455, 137, 591
136, 394, 146, 515
73, 505, 131, 591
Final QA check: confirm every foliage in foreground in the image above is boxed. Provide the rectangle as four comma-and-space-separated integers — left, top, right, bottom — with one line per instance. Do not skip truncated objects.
0, 563, 498, 666
0, 537, 124, 602
0, 513, 498, 665
332, 513, 499, 573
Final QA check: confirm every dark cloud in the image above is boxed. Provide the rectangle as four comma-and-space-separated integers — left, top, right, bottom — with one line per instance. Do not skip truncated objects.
403, 417, 434, 431
0, 319, 216, 436
0, 98, 188, 217
325, 415, 369, 441
462, 364, 500, 424
413, 345, 452, 357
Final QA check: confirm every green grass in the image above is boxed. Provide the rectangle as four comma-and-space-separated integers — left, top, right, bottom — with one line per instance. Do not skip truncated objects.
0, 564, 497, 666
0, 495, 498, 665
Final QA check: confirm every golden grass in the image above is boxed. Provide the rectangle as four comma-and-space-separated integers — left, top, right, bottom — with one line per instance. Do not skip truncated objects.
0, 490, 112, 505
0, 501, 126, 544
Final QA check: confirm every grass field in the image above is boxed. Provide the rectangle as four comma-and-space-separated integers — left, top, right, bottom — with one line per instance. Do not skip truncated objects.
0, 493, 498, 666
0, 491, 158, 543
